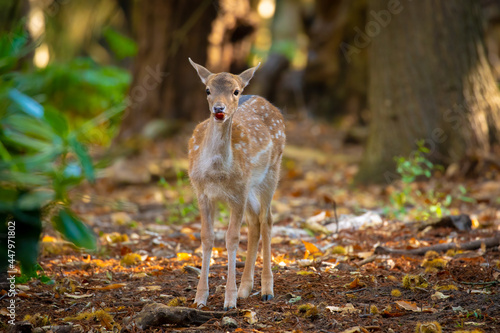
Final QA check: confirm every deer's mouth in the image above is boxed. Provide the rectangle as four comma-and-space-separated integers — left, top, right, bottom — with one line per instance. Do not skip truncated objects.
214, 112, 225, 121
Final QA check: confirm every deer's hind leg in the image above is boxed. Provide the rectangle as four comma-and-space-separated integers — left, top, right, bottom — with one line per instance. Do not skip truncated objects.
259, 164, 280, 301
238, 206, 261, 299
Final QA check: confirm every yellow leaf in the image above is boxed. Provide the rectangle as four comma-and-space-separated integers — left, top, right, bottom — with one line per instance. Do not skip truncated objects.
121, 253, 142, 266
297, 271, 315, 276
176, 252, 192, 261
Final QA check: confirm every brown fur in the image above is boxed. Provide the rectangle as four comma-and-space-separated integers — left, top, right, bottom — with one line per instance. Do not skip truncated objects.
188, 59, 285, 310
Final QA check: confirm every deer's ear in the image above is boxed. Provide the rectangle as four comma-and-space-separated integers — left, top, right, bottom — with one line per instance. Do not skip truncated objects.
238, 63, 260, 88
189, 58, 212, 84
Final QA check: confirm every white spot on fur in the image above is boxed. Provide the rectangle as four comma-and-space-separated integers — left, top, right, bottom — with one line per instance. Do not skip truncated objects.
194, 145, 199, 151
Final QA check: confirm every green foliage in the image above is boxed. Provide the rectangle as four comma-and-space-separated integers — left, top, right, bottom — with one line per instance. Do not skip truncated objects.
11, 58, 130, 145
159, 171, 199, 224
386, 140, 474, 221
0, 26, 126, 278
102, 27, 138, 60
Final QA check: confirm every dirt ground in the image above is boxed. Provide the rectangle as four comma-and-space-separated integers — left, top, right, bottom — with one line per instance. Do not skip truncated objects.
2, 119, 500, 332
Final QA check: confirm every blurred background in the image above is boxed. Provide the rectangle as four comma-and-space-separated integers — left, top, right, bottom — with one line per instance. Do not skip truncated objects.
2, 0, 500, 273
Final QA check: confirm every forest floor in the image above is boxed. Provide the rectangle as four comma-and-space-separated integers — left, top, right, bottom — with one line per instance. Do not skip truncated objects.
3, 119, 500, 333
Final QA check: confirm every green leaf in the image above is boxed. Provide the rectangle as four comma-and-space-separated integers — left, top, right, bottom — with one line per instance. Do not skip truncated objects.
102, 27, 138, 59
68, 135, 95, 182
444, 194, 452, 206
17, 190, 54, 210
8, 89, 44, 118
458, 196, 476, 204
458, 185, 467, 194
44, 106, 69, 138
53, 208, 96, 250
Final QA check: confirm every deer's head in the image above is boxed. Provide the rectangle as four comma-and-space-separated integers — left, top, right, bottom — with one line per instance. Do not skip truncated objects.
189, 58, 260, 122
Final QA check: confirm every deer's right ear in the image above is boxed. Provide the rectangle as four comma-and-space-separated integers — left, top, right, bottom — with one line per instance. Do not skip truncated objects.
189, 58, 212, 85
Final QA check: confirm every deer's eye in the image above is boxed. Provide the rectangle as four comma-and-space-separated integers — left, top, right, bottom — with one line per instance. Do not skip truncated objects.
206, 88, 210, 95
233, 90, 240, 96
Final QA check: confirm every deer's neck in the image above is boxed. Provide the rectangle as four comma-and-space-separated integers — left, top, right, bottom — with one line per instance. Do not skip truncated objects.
201, 117, 233, 169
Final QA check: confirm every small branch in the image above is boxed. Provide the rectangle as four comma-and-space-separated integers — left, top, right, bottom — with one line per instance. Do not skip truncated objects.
125, 303, 227, 329
458, 281, 499, 286
374, 235, 500, 256
344, 288, 367, 294
356, 255, 377, 267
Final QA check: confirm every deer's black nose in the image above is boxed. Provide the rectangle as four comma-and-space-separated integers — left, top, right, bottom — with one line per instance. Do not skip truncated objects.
213, 106, 225, 113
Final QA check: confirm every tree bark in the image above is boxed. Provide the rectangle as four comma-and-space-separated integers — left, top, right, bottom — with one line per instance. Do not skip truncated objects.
116, 0, 217, 141
303, 0, 368, 120
116, 0, 257, 141
356, 0, 500, 184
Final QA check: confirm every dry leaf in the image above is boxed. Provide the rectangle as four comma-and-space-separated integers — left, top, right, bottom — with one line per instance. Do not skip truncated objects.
92, 283, 127, 291
395, 300, 420, 312
176, 252, 192, 261
242, 310, 258, 324
326, 303, 360, 314
302, 240, 321, 254
346, 277, 366, 289
64, 293, 94, 299
431, 292, 450, 301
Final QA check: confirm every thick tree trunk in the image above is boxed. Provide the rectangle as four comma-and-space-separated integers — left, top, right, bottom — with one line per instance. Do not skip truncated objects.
117, 0, 257, 141
356, 0, 500, 184
116, 0, 217, 141
303, 0, 368, 119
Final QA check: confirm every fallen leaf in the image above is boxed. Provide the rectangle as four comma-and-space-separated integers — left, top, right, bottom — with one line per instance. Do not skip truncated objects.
64, 293, 94, 299
395, 300, 420, 312
431, 291, 450, 301
297, 259, 314, 267
242, 310, 258, 324
91, 283, 127, 291
297, 270, 315, 276
288, 296, 302, 303
326, 303, 360, 314
302, 240, 321, 254
346, 277, 366, 289
176, 252, 192, 261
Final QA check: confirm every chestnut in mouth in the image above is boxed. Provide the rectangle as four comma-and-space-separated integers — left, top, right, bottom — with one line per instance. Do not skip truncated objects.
215, 112, 225, 120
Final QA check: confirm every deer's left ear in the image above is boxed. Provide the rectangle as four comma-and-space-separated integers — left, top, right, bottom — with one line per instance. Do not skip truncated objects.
189, 58, 212, 84
238, 63, 260, 88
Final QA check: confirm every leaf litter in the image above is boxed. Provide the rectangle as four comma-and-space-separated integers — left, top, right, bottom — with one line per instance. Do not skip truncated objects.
3, 119, 500, 332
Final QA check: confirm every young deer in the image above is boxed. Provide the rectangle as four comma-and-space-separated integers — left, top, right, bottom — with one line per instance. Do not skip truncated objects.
187, 58, 285, 310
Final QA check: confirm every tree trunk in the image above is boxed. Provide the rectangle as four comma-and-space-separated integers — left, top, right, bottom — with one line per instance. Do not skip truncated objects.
356, 0, 500, 184
303, 0, 368, 120
116, 0, 257, 141
116, 0, 217, 141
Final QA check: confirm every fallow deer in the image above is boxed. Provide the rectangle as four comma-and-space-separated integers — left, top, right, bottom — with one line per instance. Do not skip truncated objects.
188, 58, 285, 310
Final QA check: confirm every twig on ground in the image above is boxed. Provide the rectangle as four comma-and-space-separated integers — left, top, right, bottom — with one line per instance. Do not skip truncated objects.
458, 281, 499, 286
374, 235, 500, 256
124, 303, 228, 329
344, 288, 367, 294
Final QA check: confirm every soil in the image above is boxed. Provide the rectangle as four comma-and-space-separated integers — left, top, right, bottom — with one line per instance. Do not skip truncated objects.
2, 119, 500, 333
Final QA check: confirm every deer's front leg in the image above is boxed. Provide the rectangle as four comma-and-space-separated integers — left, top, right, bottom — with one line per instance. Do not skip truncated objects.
194, 195, 215, 308
224, 204, 245, 310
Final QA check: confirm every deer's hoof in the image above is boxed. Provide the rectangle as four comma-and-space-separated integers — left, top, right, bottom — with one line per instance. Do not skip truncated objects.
261, 294, 274, 301
223, 306, 235, 311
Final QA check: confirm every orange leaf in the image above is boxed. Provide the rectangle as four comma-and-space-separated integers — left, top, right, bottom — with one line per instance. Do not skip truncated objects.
395, 300, 420, 312
347, 277, 366, 289
302, 240, 321, 254
92, 283, 127, 291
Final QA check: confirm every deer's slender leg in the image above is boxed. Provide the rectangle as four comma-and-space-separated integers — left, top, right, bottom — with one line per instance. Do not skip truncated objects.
238, 210, 260, 299
224, 203, 245, 310
194, 195, 215, 307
